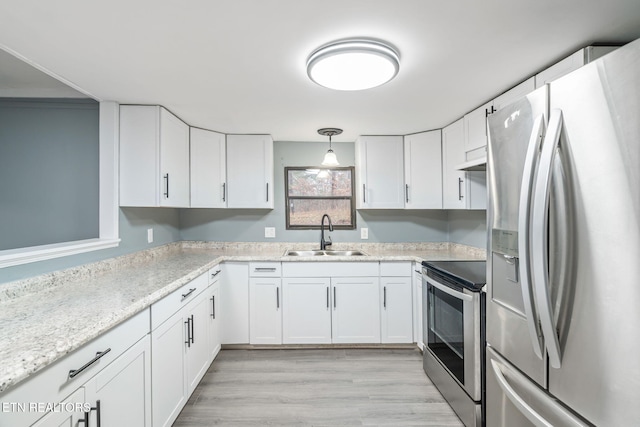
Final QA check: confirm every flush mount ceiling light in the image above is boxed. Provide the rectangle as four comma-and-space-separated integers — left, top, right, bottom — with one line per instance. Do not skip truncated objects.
307, 39, 400, 91
318, 127, 342, 166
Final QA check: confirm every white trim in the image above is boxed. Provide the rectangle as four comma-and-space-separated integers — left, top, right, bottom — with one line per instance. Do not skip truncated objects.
0, 101, 121, 269
0, 238, 121, 268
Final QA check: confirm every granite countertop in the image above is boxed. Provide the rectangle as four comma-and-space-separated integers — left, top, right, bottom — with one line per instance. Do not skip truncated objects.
0, 241, 485, 394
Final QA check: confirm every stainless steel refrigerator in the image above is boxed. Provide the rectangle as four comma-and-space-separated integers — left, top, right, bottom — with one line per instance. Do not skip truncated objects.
486, 38, 640, 426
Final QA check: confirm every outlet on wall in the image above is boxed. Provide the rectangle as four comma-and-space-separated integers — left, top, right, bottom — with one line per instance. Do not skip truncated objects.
265, 227, 276, 238
147, 228, 154, 243
361, 227, 369, 239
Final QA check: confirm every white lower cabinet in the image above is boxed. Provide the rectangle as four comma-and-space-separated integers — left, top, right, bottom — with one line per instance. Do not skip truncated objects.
220, 263, 250, 344
282, 277, 332, 344
332, 277, 381, 344
412, 263, 424, 349
380, 277, 413, 343
249, 277, 283, 344
83, 335, 152, 427
31, 388, 86, 427
208, 280, 221, 360
150, 272, 220, 427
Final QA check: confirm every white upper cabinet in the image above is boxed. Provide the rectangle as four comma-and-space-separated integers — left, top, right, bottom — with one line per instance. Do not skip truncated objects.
226, 134, 274, 209
464, 101, 493, 153
442, 119, 486, 210
119, 105, 190, 207
442, 119, 467, 209
404, 130, 442, 209
190, 128, 226, 208
535, 46, 618, 89
356, 135, 405, 209
493, 77, 535, 112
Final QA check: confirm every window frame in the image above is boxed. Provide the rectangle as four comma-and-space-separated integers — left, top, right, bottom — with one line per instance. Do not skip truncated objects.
284, 166, 356, 230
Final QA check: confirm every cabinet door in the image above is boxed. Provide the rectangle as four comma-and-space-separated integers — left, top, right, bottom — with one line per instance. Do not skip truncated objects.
31, 388, 86, 427
404, 130, 442, 209
151, 309, 187, 427
356, 136, 405, 209
331, 277, 381, 344
442, 119, 467, 209
282, 278, 332, 344
464, 102, 492, 153
84, 336, 152, 427
208, 282, 221, 360
220, 263, 250, 344
119, 105, 159, 207
380, 277, 413, 343
190, 127, 227, 208
159, 107, 190, 207
185, 290, 214, 394
493, 77, 535, 111
412, 264, 424, 349
226, 134, 273, 208
249, 277, 283, 344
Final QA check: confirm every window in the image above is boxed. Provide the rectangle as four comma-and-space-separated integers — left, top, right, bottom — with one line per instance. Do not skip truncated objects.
285, 167, 356, 230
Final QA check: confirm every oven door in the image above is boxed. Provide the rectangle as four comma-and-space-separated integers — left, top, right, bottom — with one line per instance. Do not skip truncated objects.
423, 270, 481, 401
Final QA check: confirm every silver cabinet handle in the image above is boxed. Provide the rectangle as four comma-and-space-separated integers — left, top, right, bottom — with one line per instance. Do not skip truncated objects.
254, 267, 277, 272
333, 287, 336, 309
276, 287, 280, 309
266, 183, 269, 202
163, 173, 169, 198
211, 269, 221, 279
181, 288, 197, 300
531, 109, 564, 369
363, 184, 366, 203
383, 286, 387, 309
458, 177, 464, 200
405, 184, 409, 203
222, 182, 226, 202
78, 400, 101, 427
210, 295, 215, 318
69, 349, 111, 378
326, 287, 329, 309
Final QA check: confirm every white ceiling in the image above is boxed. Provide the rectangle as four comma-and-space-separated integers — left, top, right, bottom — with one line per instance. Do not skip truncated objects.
1, 0, 640, 142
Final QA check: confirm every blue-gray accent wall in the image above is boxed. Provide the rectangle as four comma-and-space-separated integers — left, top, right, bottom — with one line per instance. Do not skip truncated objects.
0, 98, 99, 250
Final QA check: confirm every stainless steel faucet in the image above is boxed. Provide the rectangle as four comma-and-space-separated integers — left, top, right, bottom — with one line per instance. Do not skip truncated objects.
320, 214, 333, 250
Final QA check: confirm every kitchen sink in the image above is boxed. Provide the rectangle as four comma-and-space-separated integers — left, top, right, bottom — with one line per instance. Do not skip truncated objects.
284, 250, 367, 257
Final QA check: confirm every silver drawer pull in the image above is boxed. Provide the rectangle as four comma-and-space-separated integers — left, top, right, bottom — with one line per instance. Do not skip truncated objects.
181, 288, 197, 300
69, 348, 111, 379
254, 267, 277, 272
211, 269, 221, 278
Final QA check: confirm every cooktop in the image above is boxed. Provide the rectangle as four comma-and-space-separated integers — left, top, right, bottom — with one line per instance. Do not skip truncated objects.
422, 260, 487, 292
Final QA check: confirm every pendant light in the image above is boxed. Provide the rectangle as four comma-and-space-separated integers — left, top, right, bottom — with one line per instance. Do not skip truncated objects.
318, 128, 342, 166
307, 39, 400, 91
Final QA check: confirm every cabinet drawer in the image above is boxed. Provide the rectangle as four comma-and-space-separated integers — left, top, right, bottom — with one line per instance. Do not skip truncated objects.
282, 262, 379, 277
380, 262, 412, 277
0, 309, 149, 427
249, 262, 281, 277
208, 265, 223, 284
151, 272, 208, 330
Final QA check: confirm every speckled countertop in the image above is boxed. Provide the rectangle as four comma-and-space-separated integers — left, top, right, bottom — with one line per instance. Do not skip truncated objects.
0, 241, 485, 394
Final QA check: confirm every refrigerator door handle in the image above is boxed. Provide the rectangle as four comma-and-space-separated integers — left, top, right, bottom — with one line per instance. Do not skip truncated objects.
531, 109, 564, 369
518, 114, 546, 359
490, 356, 589, 427
490, 358, 554, 427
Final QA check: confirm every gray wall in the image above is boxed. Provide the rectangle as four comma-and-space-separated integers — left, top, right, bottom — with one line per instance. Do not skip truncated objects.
0, 207, 181, 284
447, 210, 487, 249
179, 140, 450, 243
0, 99, 99, 250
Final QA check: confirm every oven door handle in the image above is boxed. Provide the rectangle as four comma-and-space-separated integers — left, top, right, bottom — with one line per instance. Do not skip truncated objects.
426, 277, 473, 302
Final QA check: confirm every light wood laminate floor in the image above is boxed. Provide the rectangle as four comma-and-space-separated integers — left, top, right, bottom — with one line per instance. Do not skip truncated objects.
173, 348, 464, 426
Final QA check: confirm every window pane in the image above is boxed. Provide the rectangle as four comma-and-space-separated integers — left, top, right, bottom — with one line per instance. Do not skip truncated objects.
288, 199, 352, 227
288, 169, 352, 197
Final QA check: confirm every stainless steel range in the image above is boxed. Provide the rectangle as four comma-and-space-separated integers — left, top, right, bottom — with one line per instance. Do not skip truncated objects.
422, 260, 486, 427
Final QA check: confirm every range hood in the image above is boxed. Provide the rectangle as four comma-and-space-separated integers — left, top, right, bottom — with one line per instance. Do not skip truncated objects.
455, 156, 486, 171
